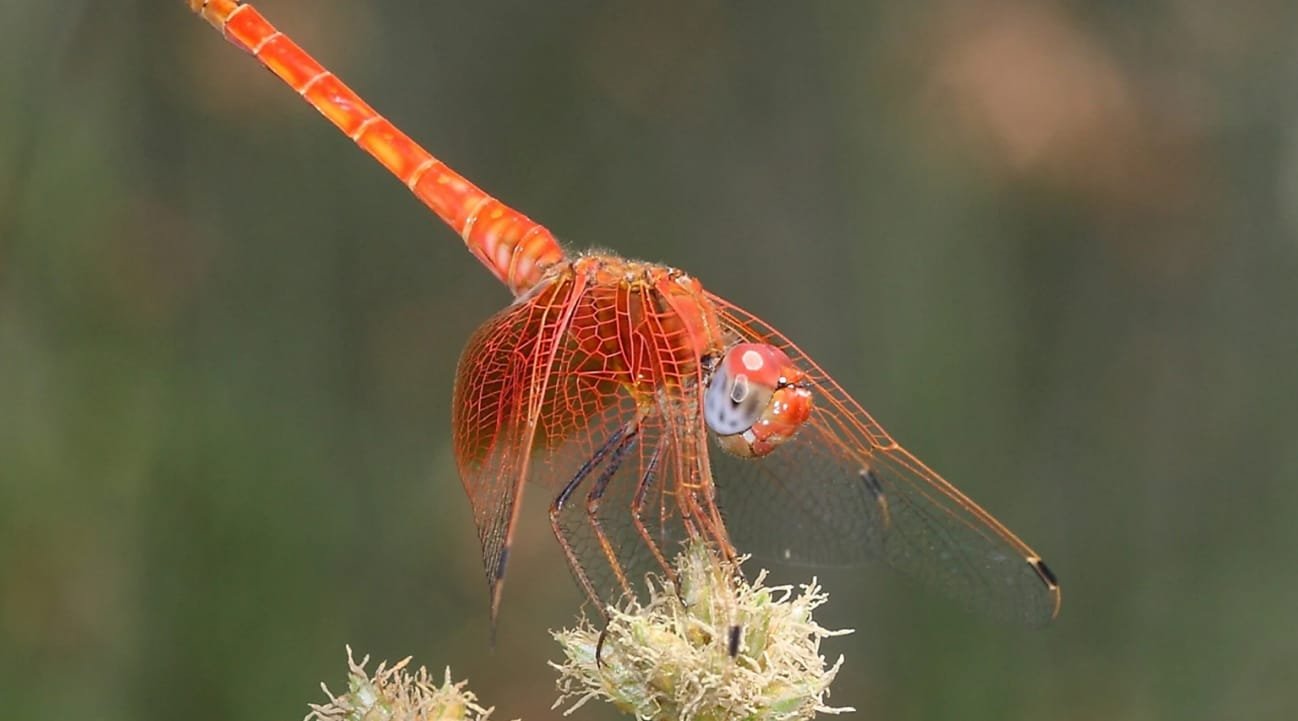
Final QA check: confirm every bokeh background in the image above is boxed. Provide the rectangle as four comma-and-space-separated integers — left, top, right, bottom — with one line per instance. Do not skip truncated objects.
3, 1, 1297, 719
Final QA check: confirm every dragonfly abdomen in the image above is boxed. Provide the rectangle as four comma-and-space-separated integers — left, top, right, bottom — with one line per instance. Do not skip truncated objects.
189, 0, 565, 296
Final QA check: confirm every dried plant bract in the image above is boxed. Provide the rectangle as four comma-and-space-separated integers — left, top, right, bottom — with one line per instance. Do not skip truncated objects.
307, 646, 503, 721
551, 543, 854, 721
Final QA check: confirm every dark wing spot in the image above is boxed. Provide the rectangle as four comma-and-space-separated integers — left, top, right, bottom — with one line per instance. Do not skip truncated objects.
860, 467, 891, 531
859, 468, 884, 500
728, 624, 742, 658
495, 545, 510, 580
1029, 557, 1059, 588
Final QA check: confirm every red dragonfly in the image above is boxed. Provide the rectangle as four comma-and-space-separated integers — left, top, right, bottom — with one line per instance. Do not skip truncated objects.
189, 0, 1061, 627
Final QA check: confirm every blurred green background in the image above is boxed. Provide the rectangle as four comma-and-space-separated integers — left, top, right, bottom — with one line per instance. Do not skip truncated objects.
3, 1, 1297, 719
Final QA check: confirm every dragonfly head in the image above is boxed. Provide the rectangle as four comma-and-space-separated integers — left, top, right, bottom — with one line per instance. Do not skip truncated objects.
704, 343, 813, 458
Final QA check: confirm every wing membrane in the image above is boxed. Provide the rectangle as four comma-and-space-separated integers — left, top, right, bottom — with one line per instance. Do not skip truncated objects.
452, 277, 586, 619
454, 269, 720, 616
707, 293, 1061, 625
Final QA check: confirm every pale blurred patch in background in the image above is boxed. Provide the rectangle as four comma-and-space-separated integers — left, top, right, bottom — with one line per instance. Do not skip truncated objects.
2, 2, 1296, 720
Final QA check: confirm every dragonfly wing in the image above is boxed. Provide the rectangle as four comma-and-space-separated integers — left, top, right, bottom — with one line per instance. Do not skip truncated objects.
452, 277, 585, 621
524, 279, 714, 609
455, 269, 715, 616
706, 293, 1062, 626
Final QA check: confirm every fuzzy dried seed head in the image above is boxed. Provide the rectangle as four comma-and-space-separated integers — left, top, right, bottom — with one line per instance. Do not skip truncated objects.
307, 646, 502, 721
550, 542, 854, 721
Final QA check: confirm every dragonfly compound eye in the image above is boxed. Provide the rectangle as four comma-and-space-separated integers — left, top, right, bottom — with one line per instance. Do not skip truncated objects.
705, 343, 813, 457
704, 359, 769, 436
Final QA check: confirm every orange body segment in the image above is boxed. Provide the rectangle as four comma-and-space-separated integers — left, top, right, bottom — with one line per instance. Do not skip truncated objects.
188, 0, 564, 296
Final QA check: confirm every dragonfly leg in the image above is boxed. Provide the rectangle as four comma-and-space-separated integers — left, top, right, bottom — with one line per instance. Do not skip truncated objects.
595, 624, 610, 669
584, 428, 641, 601
728, 623, 742, 658
681, 475, 737, 563
591, 431, 670, 669
628, 440, 675, 584
549, 424, 632, 614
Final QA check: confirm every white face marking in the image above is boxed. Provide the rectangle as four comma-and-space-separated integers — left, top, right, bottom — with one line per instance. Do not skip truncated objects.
741, 349, 764, 372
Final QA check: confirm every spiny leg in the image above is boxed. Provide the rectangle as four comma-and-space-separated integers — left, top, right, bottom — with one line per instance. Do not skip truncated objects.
549, 424, 636, 613
704, 506, 738, 562
584, 428, 643, 601
593, 436, 667, 668
629, 440, 675, 586
669, 478, 735, 569
673, 472, 743, 639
